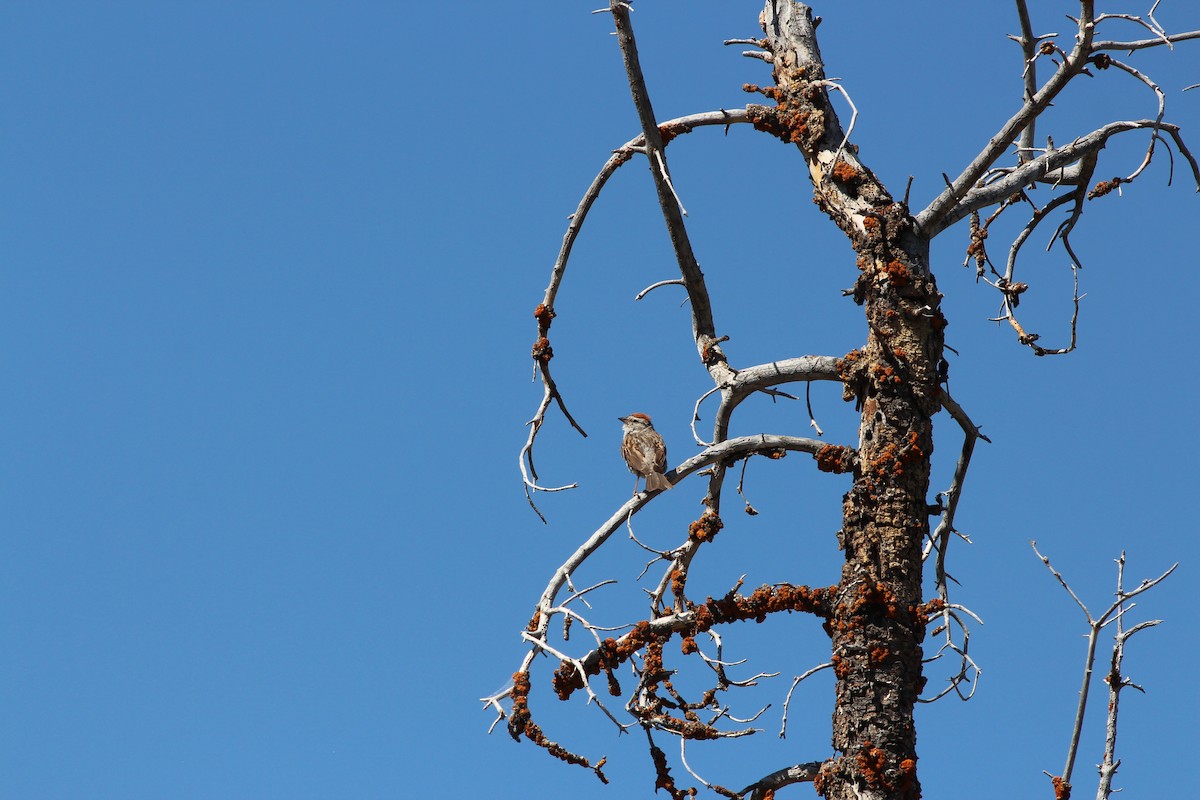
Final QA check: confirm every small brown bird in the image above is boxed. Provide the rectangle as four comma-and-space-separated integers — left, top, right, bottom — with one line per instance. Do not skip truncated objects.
619, 413, 672, 494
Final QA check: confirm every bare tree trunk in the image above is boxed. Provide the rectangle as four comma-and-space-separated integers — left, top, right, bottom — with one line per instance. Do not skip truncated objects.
821, 224, 941, 800
755, 4, 945, 797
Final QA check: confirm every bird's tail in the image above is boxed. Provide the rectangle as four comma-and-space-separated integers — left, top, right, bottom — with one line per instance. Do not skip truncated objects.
645, 472, 673, 492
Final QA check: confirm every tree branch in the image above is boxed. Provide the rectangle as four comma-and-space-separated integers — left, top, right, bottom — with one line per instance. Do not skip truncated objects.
610, 1, 734, 383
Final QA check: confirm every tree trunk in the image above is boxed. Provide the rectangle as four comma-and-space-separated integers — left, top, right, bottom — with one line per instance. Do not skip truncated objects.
755, 3, 945, 797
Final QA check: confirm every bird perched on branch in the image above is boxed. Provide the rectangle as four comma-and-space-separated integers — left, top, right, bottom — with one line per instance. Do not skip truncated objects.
619, 413, 672, 494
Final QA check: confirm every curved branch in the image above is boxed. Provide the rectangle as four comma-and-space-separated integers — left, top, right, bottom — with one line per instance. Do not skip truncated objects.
703, 355, 842, 445
546, 109, 752, 312
737, 761, 824, 799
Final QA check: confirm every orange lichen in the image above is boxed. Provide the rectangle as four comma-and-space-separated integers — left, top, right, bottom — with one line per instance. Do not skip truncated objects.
856, 743, 888, 788
883, 259, 910, 287
508, 671, 606, 780
531, 337, 553, 363
1051, 775, 1072, 800
832, 160, 859, 183
816, 444, 854, 474
670, 569, 687, 600
688, 512, 724, 543
1088, 177, 1123, 199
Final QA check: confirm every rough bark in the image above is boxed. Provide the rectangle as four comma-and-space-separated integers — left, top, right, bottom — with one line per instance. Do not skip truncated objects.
755, 4, 944, 798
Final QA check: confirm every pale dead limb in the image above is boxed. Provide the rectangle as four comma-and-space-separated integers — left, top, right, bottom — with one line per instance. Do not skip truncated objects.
810, 78, 857, 175
919, 391, 989, 702
1031, 542, 1176, 792
779, 662, 832, 737
609, 0, 735, 386
1096, 554, 1164, 800
635, 278, 687, 300
919, 605, 983, 703
805, 382, 824, 436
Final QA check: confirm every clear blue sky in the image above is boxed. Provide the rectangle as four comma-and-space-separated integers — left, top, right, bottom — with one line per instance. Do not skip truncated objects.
3, 2, 1198, 798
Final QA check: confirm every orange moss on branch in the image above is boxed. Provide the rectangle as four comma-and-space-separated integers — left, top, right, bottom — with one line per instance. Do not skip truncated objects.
508, 671, 608, 782
816, 444, 855, 474
551, 585, 835, 701
531, 337, 553, 363
688, 512, 724, 542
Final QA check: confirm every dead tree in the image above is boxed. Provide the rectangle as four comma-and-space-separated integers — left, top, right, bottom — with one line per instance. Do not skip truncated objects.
485, 3, 1197, 799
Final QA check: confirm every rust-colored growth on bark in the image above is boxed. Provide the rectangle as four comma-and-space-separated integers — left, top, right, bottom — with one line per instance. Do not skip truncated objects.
862, 216, 880, 230
845, 580, 900, 619
552, 660, 584, 700
680, 635, 697, 655
883, 259, 910, 287
605, 668, 621, 697
507, 670, 606, 780
531, 337, 553, 363
1089, 177, 1124, 199
872, 363, 902, 387
831, 653, 850, 679
870, 646, 890, 665
743, 82, 782, 101
915, 597, 946, 630
649, 738, 695, 799
688, 512, 724, 542
813, 763, 834, 796
526, 610, 541, 632
643, 639, 665, 685
856, 743, 889, 789
1051, 775, 1072, 800
816, 444, 854, 474
670, 568, 687, 600
533, 302, 555, 336
700, 583, 833, 627
832, 160, 860, 183
507, 670, 532, 739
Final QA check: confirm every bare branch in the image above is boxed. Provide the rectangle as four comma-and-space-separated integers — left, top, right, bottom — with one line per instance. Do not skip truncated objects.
1093, 30, 1200, 51
610, 1, 735, 383
929, 119, 1197, 234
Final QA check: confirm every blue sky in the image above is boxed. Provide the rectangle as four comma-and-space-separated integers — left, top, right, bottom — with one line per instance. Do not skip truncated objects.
3, 2, 1198, 798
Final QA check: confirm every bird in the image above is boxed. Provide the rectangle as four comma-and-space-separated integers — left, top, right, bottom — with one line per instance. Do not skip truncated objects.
618, 413, 672, 494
